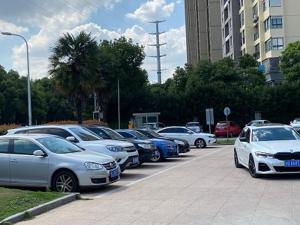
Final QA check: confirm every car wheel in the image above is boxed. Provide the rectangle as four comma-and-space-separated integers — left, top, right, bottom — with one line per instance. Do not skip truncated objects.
248, 155, 260, 178
234, 149, 243, 168
195, 138, 206, 148
151, 149, 164, 162
52, 170, 79, 192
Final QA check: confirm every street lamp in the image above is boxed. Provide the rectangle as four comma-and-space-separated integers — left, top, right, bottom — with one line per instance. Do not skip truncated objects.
1, 32, 32, 126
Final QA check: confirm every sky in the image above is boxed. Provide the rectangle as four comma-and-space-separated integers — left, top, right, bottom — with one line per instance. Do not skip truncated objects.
0, 0, 186, 83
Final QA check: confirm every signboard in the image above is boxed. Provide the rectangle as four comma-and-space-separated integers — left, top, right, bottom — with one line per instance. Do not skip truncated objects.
206, 108, 214, 134
224, 107, 231, 116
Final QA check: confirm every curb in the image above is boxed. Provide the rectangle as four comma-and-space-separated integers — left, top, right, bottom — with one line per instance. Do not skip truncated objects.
0, 193, 80, 225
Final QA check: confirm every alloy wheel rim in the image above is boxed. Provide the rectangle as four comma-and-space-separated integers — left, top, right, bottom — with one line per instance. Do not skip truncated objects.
151, 150, 161, 162
197, 140, 204, 148
56, 174, 74, 192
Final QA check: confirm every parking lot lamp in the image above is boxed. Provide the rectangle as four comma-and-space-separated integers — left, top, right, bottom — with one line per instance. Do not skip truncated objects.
1, 32, 32, 126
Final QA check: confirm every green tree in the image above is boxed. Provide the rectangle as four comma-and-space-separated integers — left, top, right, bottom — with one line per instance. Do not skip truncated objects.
49, 32, 100, 124
280, 41, 300, 82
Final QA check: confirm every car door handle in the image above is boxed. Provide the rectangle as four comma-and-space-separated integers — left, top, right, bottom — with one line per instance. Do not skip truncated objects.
9, 159, 18, 163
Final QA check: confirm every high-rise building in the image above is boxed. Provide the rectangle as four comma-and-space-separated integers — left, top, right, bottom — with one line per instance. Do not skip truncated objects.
220, 0, 242, 59
184, 0, 223, 65
240, 0, 300, 83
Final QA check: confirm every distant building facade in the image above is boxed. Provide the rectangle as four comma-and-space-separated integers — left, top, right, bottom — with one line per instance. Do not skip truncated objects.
220, 0, 242, 59
184, 0, 223, 65
240, 0, 300, 83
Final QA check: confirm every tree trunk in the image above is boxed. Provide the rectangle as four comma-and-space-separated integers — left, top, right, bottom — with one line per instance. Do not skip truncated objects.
76, 99, 83, 124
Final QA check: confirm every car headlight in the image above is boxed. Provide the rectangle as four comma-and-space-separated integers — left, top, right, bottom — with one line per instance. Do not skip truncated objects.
255, 151, 274, 158
84, 162, 104, 170
208, 135, 215, 138
138, 143, 153, 149
174, 140, 184, 145
106, 145, 124, 152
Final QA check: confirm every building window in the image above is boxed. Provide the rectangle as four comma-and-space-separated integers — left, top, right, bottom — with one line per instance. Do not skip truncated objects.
263, 0, 267, 11
265, 37, 284, 52
240, 0, 243, 7
252, 4, 258, 21
264, 17, 270, 31
254, 43, 260, 60
240, 11, 245, 27
241, 30, 245, 45
271, 16, 283, 28
272, 37, 284, 50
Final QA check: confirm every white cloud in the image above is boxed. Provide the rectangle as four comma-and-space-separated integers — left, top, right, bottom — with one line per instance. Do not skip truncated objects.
9, 0, 122, 79
126, 0, 175, 23
0, 20, 28, 34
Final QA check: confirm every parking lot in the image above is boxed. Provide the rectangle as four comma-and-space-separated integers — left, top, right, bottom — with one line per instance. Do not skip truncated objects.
16, 145, 300, 225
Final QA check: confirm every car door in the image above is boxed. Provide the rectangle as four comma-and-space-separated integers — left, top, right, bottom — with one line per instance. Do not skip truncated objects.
158, 128, 180, 139
0, 139, 11, 185
10, 138, 49, 186
174, 128, 195, 145
238, 128, 251, 165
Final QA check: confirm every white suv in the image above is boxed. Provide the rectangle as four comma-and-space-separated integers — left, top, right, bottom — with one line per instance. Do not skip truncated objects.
7, 125, 139, 171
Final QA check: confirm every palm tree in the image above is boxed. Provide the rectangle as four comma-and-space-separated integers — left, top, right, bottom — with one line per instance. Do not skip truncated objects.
49, 32, 100, 124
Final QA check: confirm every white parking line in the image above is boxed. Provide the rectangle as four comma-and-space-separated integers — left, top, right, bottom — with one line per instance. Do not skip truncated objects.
94, 147, 228, 199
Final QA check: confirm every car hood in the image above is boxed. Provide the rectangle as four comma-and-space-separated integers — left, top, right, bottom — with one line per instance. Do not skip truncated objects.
149, 138, 174, 145
128, 139, 152, 144
58, 151, 114, 164
83, 140, 133, 147
252, 140, 300, 153
155, 137, 188, 145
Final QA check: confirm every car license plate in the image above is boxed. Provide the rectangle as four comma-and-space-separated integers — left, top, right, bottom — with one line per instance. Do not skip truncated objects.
132, 156, 139, 164
110, 168, 119, 178
284, 160, 300, 167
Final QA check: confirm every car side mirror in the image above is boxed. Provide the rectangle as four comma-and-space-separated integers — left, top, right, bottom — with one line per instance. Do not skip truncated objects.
66, 136, 78, 143
239, 137, 249, 143
33, 150, 46, 157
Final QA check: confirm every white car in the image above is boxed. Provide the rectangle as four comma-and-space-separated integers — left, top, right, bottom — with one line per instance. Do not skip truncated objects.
290, 119, 300, 133
234, 124, 300, 178
246, 120, 271, 126
156, 126, 216, 148
7, 125, 139, 172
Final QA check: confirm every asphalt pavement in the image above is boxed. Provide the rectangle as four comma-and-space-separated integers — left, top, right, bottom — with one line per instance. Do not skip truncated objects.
17, 145, 300, 225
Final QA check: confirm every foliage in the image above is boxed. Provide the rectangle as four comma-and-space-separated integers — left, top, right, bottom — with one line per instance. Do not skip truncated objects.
280, 41, 300, 82
49, 32, 100, 124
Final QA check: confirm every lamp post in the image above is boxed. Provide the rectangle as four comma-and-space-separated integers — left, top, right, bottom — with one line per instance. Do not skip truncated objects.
1, 32, 32, 126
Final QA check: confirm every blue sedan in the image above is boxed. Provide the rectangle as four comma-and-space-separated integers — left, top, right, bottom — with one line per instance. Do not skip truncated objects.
116, 129, 179, 162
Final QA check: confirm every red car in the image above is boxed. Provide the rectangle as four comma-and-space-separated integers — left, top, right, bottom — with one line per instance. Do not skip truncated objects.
214, 121, 241, 137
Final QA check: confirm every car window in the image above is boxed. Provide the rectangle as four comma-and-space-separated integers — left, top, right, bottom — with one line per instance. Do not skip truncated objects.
46, 128, 73, 138
13, 139, 42, 155
69, 127, 100, 141
37, 137, 82, 154
158, 128, 177, 133
15, 130, 29, 134
245, 129, 250, 141
118, 131, 134, 138
0, 139, 10, 153
27, 128, 48, 134
87, 128, 111, 139
176, 128, 190, 133
252, 127, 300, 142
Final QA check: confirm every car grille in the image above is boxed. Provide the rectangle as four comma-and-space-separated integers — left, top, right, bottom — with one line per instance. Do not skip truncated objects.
124, 146, 137, 153
273, 152, 300, 160
274, 166, 300, 172
102, 161, 117, 170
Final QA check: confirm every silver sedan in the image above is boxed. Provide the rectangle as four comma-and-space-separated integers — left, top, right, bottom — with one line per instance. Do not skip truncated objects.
0, 134, 120, 192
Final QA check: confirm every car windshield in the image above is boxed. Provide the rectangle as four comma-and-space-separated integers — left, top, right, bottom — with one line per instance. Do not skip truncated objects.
252, 127, 300, 142
138, 129, 161, 138
102, 128, 124, 140
130, 130, 148, 140
69, 127, 100, 141
37, 137, 82, 154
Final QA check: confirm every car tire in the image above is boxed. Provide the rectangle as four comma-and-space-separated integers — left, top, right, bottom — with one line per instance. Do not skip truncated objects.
52, 170, 79, 192
195, 138, 206, 148
150, 149, 164, 162
248, 155, 260, 178
234, 149, 243, 168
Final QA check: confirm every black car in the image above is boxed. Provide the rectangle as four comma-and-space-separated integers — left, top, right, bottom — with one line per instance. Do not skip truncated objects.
137, 129, 190, 153
85, 126, 157, 165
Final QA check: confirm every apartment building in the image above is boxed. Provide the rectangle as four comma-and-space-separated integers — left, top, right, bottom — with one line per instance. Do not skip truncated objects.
220, 0, 242, 59
240, 0, 300, 83
184, 0, 223, 64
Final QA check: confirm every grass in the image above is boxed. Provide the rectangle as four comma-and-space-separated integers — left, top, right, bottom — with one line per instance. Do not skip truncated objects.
0, 187, 64, 222
217, 138, 236, 145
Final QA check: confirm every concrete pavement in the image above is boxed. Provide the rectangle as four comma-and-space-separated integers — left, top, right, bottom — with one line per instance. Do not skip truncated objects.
17, 145, 300, 225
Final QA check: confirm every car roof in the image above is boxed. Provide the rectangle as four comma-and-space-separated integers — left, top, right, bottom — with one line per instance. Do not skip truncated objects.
1, 134, 55, 139
8, 124, 84, 133
247, 123, 290, 129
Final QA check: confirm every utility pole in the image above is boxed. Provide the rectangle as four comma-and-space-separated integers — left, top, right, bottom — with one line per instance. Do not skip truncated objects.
117, 79, 120, 129
148, 20, 166, 84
